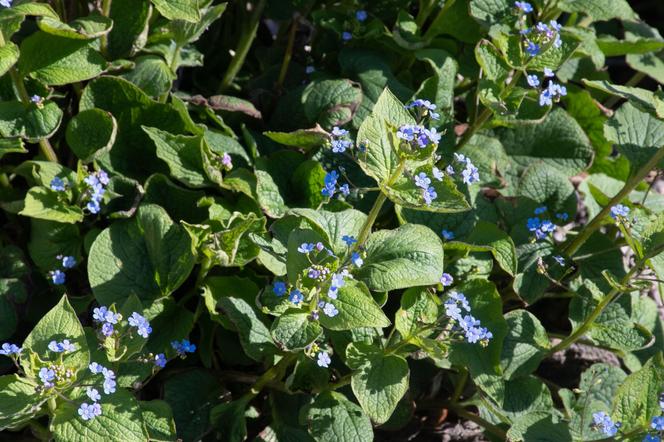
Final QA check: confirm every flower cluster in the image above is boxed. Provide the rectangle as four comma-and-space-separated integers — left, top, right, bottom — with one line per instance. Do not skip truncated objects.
171, 339, 197, 356
83, 170, 110, 214
38, 364, 75, 390
610, 204, 630, 220
92, 306, 123, 337
448, 153, 480, 185
220, 152, 233, 171
48, 339, 77, 353
405, 99, 440, 120
520, 19, 563, 57
329, 126, 353, 153
396, 124, 441, 149
592, 411, 621, 437
413, 171, 441, 206
441, 229, 454, 241
641, 394, 664, 441
48, 254, 76, 285
321, 170, 350, 198
30, 94, 44, 108
444, 292, 493, 346
0, 0, 12, 8
0, 342, 21, 357
526, 206, 567, 240
128, 312, 152, 338
526, 67, 567, 107
514, 1, 533, 13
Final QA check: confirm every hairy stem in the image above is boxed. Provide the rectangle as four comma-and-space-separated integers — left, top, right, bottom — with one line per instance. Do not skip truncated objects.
218, 0, 267, 92
100, 0, 112, 57
276, 16, 298, 90
563, 144, 664, 257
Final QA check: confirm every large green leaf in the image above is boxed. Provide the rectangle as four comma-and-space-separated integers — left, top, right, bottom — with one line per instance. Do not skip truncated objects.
151, 0, 200, 22
271, 309, 322, 351
445, 221, 517, 276
0, 42, 19, 77
500, 310, 550, 379
37, 14, 113, 40
0, 100, 63, 141
87, 204, 195, 305
394, 287, 441, 339
20, 187, 84, 224
307, 391, 373, 442
65, 109, 117, 163
122, 56, 175, 98
302, 79, 362, 128
18, 32, 105, 85
0, 375, 45, 430
140, 400, 177, 442
319, 280, 391, 331
288, 208, 367, 255
612, 354, 664, 432
558, 0, 635, 22
356, 224, 445, 292
107, 0, 151, 59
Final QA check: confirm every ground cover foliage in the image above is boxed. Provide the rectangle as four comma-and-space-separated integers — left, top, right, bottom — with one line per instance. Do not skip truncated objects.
2, 0, 664, 441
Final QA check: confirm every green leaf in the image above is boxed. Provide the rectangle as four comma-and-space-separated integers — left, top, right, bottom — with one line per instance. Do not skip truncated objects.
0, 137, 27, 159
18, 32, 105, 85
288, 208, 367, 255
107, 0, 151, 59
583, 79, 664, 119
0, 100, 63, 141
22, 296, 89, 375
357, 88, 415, 184
88, 204, 195, 305
140, 400, 177, 442
65, 109, 117, 163
37, 14, 113, 40
497, 108, 593, 176
527, 32, 581, 72
307, 391, 374, 442
303, 79, 362, 128
475, 40, 510, 82
143, 126, 210, 188
0, 42, 19, 77
469, 0, 511, 27
319, 280, 391, 330
557, 0, 635, 22
356, 224, 445, 292
519, 163, 577, 216
20, 187, 84, 224
385, 170, 470, 213
394, 287, 441, 339
171, 3, 227, 44
612, 354, 664, 432
122, 56, 175, 98
506, 414, 571, 442
151, 0, 201, 22
271, 309, 322, 351
0, 375, 45, 430
604, 101, 664, 170
209, 398, 249, 442
51, 389, 148, 442
350, 346, 409, 424
27, 220, 81, 271
597, 37, 664, 57
500, 310, 550, 379
445, 221, 517, 276
264, 126, 330, 151
143, 174, 207, 223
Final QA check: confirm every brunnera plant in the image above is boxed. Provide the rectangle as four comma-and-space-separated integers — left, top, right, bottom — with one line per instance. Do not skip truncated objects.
2, 0, 664, 441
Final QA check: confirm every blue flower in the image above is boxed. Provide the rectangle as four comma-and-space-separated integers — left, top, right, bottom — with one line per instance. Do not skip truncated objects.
535, 22, 549, 33
48, 339, 76, 353
556, 212, 569, 221
553, 255, 565, 266
154, 353, 167, 368
652, 416, 664, 431
30, 95, 43, 106
86, 199, 101, 214
317, 351, 331, 367
414, 172, 431, 189
514, 1, 533, 13
103, 378, 116, 394
0, 343, 21, 356
440, 273, 454, 287
321, 170, 339, 197
449, 292, 470, 311
101, 323, 114, 337
331, 139, 352, 153
610, 204, 630, 219
432, 167, 444, 181
50, 177, 66, 192
39, 367, 55, 387
305, 65, 315, 74
347, 253, 362, 269
128, 312, 152, 338
86, 387, 101, 402
342, 31, 352, 41
444, 301, 462, 321
527, 217, 541, 231
339, 183, 350, 196
273, 281, 287, 296
89, 362, 104, 374
50, 269, 66, 285
526, 74, 540, 87
171, 339, 197, 356
644, 434, 661, 442
461, 163, 479, 185
0, 0, 13, 8
539, 88, 553, 106
323, 302, 339, 317
356, 10, 367, 21
289, 289, 303, 304
423, 186, 437, 205
298, 243, 316, 254
592, 411, 620, 437
534, 206, 547, 215
60, 255, 76, 268
544, 68, 554, 78
342, 235, 357, 246
441, 230, 454, 240
331, 127, 348, 137
78, 402, 102, 420
526, 41, 540, 57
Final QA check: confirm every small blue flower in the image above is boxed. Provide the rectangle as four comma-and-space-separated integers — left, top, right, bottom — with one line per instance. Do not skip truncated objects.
154, 353, 167, 368
331, 138, 352, 153
331, 127, 348, 137
78, 402, 102, 421
0, 0, 13, 8
48, 339, 76, 353
449, 292, 471, 311
101, 323, 114, 337
339, 183, 350, 197
289, 289, 303, 304
534, 206, 547, 215
50, 269, 66, 285
461, 164, 479, 185
535, 22, 549, 33
553, 255, 565, 266
61, 255, 76, 268
39, 367, 55, 387
414, 172, 431, 189
440, 273, 454, 287
86, 387, 101, 402
514, 1, 533, 13
0, 343, 21, 356
527, 217, 541, 232
356, 10, 367, 21
526, 41, 540, 57
171, 339, 196, 356
644, 434, 661, 442
556, 212, 569, 221
273, 281, 287, 296
432, 167, 444, 181
50, 177, 66, 192
651, 416, 664, 431
423, 186, 437, 205
305, 65, 315, 74
128, 312, 152, 338
89, 362, 104, 374
610, 204, 630, 219
351, 252, 363, 268
322, 302, 339, 317
317, 351, 331, 367
592, 411, 620, 437
342, 31, 352, 41
544, 68, 554, 78
444, 301, 462, 321
86, 199, 101, 214
441, 230, 454, 240
526, 74, 540, 87
298, 243, 316, 254
103, 378, 116, 394
342, 235, 357, 246
540, 220, 555, 233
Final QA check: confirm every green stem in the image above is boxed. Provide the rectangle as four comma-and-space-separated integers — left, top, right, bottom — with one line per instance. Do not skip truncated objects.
276, 16, 298, 90
0, 174, 10, 188
242, 353, 296, 400
159, 44, 182, 103
415, 0, 436, 29
563, 144, 664, 257
178, 257, 213, 307
218, 0, 267, 92
100, 0, 112, 57
546, 264, 641, 356
422, 0, 456, 40
451, 368, 468, 402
